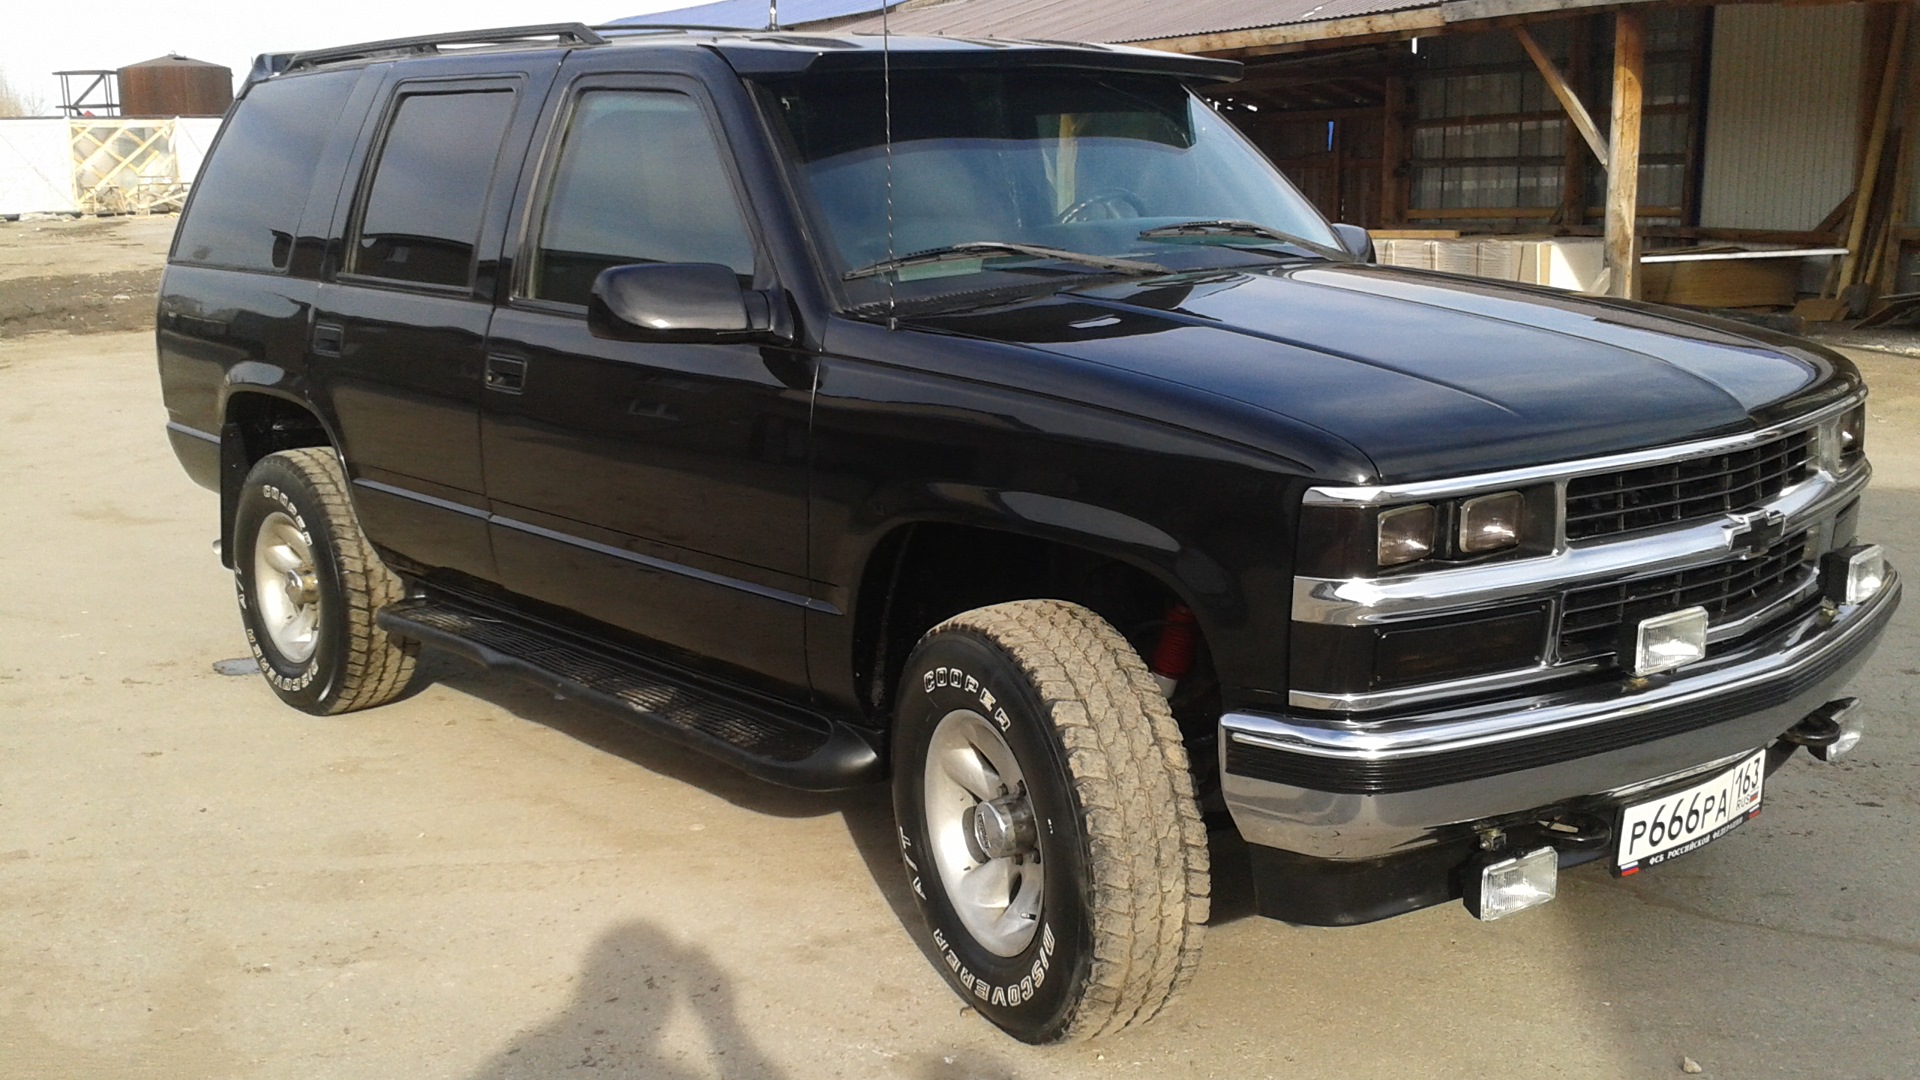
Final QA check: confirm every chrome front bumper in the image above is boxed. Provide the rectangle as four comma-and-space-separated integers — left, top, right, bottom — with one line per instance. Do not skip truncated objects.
1220, 570, 1900, 860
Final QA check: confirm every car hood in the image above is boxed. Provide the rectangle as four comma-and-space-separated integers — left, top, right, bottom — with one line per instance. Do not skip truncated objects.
904, 262, 1856, 481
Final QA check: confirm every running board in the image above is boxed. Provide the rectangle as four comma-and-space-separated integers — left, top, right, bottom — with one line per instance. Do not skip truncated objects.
377, 598, 882, 791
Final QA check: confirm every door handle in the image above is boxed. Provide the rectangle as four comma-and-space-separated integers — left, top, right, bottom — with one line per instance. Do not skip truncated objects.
311, 322, 344, 357
484, 355, 527, 394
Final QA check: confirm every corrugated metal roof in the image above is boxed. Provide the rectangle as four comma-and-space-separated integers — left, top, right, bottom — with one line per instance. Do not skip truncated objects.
609, 0, 903, 28
808, 0, 1442, 45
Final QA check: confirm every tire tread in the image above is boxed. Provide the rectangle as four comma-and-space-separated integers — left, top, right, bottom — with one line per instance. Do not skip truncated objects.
261, 448, 416, 713
930, 599, 1209, 1041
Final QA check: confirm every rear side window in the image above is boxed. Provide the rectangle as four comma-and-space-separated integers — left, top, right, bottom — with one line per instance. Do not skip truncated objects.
350, 89, 516, 289
172, 70, 358, 273
526, 90, 756, 306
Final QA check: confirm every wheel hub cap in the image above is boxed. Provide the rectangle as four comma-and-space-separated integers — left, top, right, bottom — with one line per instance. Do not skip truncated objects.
970, 795, 1036, 861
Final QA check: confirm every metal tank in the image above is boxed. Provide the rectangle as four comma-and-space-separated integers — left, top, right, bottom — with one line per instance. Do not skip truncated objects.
117, 54, 233, 117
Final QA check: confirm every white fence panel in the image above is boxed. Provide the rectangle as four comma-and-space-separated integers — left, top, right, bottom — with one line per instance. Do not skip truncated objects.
0, 119, 81, 216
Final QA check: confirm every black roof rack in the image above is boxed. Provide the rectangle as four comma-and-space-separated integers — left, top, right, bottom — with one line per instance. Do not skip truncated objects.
592, 23, 757, 34
284, 22, 607, 72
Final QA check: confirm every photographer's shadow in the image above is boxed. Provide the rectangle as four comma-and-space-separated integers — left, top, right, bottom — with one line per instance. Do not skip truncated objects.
466, 920, 788, 1080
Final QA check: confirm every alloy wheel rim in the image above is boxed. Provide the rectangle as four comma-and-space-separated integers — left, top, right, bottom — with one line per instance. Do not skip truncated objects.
923, 708, 1045, 957
252, 511, 320, 665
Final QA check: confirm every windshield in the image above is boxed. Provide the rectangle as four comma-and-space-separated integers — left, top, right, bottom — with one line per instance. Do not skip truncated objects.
759, 69, 1342, 308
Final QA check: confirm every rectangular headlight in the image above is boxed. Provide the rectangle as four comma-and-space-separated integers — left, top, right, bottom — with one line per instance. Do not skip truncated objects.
1458, 491, 1524, 554
1822, 404, 1867, 471
1377, 503, 1436, 567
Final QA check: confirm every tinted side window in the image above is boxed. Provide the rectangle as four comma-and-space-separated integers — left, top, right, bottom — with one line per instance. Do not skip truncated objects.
173, 70, 358, 272
528, 91, 756, 306
350, 90, 516, 288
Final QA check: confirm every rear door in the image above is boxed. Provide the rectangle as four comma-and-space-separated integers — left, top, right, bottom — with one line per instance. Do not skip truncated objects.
480, 67, 815, 694
309, 61, 551, 584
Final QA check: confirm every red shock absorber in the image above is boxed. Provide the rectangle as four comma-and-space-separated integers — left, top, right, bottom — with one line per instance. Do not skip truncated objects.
1148, 602, 1197, 699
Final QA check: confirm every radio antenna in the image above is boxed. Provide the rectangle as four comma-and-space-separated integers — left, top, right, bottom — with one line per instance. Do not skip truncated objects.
881, 0, 898, 328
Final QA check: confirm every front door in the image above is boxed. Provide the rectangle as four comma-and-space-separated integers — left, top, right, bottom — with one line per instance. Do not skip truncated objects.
481, 76, 814, 694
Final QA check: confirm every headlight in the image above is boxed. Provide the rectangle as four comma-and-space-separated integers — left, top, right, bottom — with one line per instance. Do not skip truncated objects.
1458, 491, 1524, 554
1296, 484, 1555, 578
1822, 403, 1867, 471
1837, 404, 1866, 467
1377, 503, 1436, 567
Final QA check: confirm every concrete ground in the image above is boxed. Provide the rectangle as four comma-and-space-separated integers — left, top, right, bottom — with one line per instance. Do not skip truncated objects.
1, 219, 1917, 1080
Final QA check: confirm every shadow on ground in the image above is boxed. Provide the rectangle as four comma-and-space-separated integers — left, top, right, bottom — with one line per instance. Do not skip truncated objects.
462, 920, 789, 1080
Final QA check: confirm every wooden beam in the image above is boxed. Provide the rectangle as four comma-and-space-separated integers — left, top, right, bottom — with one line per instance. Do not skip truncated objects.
1514, 25, 1610, 166
1559, 16, 1592, 226
1605, 9, 1646, 299
1838, 2, 1911, 291
1381, 75, 1408, 225
1137, 10, 1443, 55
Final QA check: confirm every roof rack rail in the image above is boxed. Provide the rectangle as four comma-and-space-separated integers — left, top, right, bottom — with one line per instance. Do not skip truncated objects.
285, 23, 607, 72
592, 23, 755, 34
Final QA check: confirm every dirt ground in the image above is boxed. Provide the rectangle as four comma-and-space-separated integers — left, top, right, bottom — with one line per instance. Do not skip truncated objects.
0, 216, 174, 337
1, 218, 1918, 1080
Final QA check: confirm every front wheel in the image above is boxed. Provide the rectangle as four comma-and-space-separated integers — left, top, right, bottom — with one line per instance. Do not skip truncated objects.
891, 600, 1209, 1043
232, 448, 416, 715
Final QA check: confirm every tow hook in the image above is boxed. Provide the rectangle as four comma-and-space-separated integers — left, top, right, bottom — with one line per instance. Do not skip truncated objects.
1779, 697, 1865, 763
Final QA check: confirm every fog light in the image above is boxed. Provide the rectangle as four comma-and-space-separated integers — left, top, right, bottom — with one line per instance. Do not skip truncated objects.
1623, 606, 1708, 677
1822, 544, 1886, 605
1464, 846, 1557, 921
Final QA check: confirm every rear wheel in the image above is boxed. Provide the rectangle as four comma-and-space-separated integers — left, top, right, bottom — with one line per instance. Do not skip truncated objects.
233, 448, 415, 715
891, 599, 1209, 1042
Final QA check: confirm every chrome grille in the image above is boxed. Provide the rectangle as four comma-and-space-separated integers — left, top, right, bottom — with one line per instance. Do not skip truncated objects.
1558, 532, 1814, 663
1564, 430, 1815, 541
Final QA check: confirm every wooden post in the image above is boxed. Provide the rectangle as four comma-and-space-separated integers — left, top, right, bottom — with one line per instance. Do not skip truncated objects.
1605, 10, 1646, 300
1560, 17, 1592, 227
1380, 75, 1407, 226
1838, 2, 1911, 292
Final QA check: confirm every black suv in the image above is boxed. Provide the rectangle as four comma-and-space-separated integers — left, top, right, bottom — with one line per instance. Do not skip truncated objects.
157, 23, 1900, 1043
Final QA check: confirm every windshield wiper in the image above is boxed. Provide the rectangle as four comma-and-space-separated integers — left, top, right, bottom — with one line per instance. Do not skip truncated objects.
844, 241, 1171, 281
1137, 219, 1347, 261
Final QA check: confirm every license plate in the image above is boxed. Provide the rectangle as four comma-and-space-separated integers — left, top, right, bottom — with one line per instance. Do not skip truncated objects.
1614, 750, 1765, 875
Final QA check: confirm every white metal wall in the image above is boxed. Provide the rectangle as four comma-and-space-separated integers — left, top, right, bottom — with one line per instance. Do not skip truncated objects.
0, 120, 79, 216
1700, 5, 1865, 231
0, 117, 221, 217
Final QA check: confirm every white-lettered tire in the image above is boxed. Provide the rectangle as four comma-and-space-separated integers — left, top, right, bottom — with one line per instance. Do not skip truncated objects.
232, 448, 416, 715
891, 599, 1209, 1043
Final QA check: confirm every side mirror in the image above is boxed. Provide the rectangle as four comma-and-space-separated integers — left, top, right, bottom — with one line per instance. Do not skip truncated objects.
1331, 223, 1375, 264
587, 263, 778, 344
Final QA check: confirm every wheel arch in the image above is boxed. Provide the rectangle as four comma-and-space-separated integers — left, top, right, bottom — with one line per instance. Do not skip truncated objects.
217, 389, 340, 568
844, 512, 1228, 783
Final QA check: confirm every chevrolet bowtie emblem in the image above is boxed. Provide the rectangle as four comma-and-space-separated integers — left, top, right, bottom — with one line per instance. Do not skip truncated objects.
1724, 509, 1787, 559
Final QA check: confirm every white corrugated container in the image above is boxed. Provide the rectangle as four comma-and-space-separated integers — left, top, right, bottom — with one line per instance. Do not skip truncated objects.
1699, 5, 1865, 231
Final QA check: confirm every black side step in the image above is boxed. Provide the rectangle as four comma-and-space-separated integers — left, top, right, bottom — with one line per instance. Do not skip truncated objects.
377, 598, 882, 792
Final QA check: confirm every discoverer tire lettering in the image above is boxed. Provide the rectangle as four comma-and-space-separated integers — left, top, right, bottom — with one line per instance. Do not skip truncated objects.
891, 599, 1209, 1043
232, 448, 416, 715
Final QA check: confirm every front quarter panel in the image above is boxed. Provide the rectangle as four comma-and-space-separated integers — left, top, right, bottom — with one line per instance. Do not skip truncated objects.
807, 317, 1351, 714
